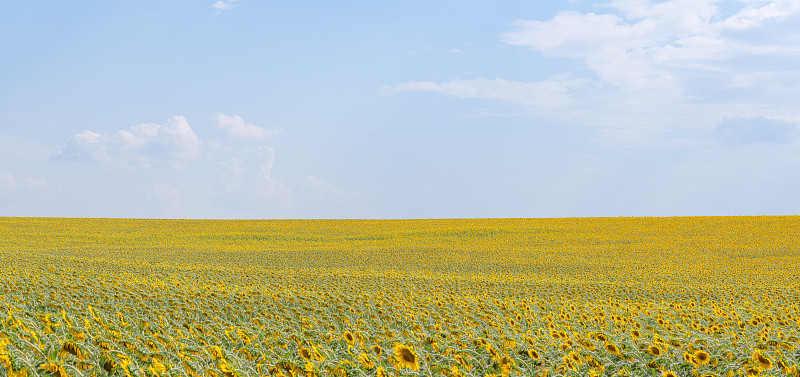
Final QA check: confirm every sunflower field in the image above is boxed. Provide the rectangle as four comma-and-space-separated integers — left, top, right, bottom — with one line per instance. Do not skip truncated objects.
1, 216, 799, 377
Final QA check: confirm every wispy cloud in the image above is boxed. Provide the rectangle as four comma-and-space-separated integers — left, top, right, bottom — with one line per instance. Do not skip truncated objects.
0, 173, 51, 196
715, 116, 798, 145
212, 0, 239, 14
386, 76, 585, 109
214, 113, 281, 140
389, 0, 800, 149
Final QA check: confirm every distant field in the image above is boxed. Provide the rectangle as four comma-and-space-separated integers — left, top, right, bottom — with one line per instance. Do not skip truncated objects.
1, 216, 799, 377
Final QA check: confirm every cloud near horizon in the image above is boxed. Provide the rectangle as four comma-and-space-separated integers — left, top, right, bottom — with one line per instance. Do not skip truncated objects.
59, 116, 202, 165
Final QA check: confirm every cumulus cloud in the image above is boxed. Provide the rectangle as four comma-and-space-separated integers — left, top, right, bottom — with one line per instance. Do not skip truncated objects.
59, 116, 202, 164
500, 0, 800, 90
214, 113, 281, 140
715, 116, 798, 145
387, 76, 583, 109
61, 130, 110, 162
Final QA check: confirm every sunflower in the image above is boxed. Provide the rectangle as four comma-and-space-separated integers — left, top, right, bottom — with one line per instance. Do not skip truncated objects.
647, 345, 662, 357
753, 352, 772, 370
312, 345, 325, 362
693, 350, 710, 365
487, 345, 500, 360
776, 359, 788, 372
343, 331, 356, 346
526, 349, 540, 359
371, 345, 382, 357
393, 343, 420, 371
40, 363, 68, 377
209, 346, 224, 360
358, 353, 375, 370
605, 343, 620, 356
59, 341, 82, 359
745, 366, 761, 376
298, 347, 312, 361
150, 359, 167, 375
102, 358, 117, 373
663, 371, 677, 377
375, 366, 388, 377
117, 354, 132, 369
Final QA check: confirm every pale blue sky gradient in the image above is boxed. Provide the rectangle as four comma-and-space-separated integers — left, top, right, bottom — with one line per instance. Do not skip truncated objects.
2, 1, 800, 218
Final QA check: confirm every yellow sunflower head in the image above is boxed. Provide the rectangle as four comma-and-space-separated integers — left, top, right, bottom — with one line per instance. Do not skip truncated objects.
662, 371, 677, 377
357, 353, 375, 370
209, 345, 224, 360
393, 343, 420, 371
647, 345, 662, 357
298, 347, 312, 361
753, 352, 772, 370
343, 331, 355, 346
40, 363, 68, 377
745, 366, 761, 376
372, 345, 382, 357
693, 350, 710, 365
59, 342, 82, 359
102, 358, 117, 373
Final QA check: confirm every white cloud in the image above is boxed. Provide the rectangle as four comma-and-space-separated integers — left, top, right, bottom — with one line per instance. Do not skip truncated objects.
0, 174, 16, 195
216, 145, 288, 199
296, 175, 362, 201
387, 0, 800, 150
715, 116, 798, 145
0, 173, 51, 196
500, 1, 800, 90
214, 113, 281, 140
721, 0, 800, 30
147, 184, 179, 201
257, 146, 275, 181
388, 76, 583, 109
212, 0, 239, 14
59, 116, 202, 164
220, 157, 244, 190
61, 130, 110, 162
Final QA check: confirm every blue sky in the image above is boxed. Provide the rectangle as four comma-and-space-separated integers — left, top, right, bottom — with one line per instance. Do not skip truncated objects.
2, 0, 800, 219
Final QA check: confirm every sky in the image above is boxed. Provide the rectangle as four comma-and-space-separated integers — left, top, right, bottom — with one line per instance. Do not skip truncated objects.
2, 0, 800, 219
